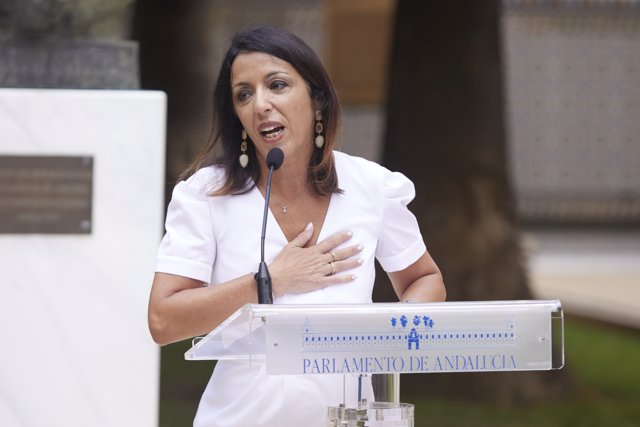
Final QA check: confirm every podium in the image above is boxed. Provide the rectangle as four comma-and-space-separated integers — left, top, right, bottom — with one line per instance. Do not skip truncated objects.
186, 300, 564, 426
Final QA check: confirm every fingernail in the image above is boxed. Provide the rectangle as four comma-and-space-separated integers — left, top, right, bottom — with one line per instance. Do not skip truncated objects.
356, 245, 364, 252
357, 258, 364, 265
346, 231, 353, 237
306, 222, 313, 231
351, 274, 358, 280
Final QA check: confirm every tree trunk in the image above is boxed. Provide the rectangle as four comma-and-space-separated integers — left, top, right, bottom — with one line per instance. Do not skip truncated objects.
380, 0, 572, 403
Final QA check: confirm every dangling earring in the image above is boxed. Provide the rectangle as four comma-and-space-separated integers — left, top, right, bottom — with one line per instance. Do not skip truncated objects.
314, 110, 325, 148
239, 129, 249, 168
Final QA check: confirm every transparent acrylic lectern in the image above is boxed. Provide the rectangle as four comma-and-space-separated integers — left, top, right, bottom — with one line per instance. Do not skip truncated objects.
186, 300, 564, 426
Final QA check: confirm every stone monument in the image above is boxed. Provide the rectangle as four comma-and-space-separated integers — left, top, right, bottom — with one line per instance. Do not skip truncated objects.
0, 1, 164, 426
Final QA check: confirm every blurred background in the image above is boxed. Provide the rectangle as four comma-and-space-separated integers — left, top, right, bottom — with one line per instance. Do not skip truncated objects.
2, 0, 639, 426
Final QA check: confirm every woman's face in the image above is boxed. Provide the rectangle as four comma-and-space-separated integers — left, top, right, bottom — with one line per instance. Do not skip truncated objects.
230, 52, 315, 168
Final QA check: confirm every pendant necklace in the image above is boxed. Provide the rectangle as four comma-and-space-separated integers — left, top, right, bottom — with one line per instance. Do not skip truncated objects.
274, 192, 304, 214
261, 181, 305, 214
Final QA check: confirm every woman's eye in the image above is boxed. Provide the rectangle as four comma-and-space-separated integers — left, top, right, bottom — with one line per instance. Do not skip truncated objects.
271, 80, 288, 91
235, 90, 251, 102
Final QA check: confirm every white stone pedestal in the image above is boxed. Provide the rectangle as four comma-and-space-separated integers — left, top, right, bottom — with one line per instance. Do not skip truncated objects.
0, 89, 166, 427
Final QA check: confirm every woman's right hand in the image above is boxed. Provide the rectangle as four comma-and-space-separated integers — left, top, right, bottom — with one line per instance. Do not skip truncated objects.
268, 222, 364, 297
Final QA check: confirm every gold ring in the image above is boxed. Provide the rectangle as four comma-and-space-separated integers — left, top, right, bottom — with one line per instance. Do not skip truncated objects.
330, 251, 337, 262
330, 261, 336, 276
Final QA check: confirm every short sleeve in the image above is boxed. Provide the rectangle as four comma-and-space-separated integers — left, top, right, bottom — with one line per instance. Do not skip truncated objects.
155, 174, 216, 284
375, 169, 426, 272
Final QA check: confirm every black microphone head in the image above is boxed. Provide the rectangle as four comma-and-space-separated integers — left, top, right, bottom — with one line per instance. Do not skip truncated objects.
266, 147, 285, 170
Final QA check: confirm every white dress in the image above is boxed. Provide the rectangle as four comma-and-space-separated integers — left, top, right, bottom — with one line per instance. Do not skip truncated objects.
155, 151, 426, 427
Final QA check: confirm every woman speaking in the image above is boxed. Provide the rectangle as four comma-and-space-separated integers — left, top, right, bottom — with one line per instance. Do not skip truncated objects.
148, 26, 446, 427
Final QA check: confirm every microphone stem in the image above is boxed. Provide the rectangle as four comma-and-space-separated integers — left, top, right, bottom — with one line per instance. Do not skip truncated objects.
261, 166, 275, 261
255, 166, 275, 304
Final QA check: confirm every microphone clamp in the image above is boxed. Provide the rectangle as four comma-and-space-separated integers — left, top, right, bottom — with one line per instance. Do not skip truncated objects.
254, 261, 273, 304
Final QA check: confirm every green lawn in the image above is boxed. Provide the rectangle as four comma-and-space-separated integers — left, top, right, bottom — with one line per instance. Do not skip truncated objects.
159, 316, 640, 426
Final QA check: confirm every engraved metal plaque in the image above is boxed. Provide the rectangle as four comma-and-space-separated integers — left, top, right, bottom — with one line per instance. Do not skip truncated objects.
0, 156, 93, 234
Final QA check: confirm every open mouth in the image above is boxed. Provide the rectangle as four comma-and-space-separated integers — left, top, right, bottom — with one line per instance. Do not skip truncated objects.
260, 126, 284, 139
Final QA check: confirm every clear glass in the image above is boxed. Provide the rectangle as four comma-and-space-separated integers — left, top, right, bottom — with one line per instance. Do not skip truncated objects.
327, 401, 414, 427
551, 306, 565, 369
185, 300, 564, 376
372, 373, 400, 403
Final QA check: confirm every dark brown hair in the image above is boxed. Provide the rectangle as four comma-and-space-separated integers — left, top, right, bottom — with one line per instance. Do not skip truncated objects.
181, 26, 341, 196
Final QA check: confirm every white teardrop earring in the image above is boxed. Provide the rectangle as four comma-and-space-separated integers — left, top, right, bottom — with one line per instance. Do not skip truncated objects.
239, 129, 249, 168
314, 110, 325, 148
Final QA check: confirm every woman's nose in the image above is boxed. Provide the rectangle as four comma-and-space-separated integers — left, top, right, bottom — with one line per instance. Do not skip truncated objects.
254, 88, 272, 113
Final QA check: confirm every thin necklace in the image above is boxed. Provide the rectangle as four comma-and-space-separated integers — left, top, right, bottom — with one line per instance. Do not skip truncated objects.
259, 181, 306, 214
273, 192, 304, 214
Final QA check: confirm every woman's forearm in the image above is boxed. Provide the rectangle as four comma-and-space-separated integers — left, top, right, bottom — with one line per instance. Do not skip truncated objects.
148, 272, 258, 346
399, 271, 446, 302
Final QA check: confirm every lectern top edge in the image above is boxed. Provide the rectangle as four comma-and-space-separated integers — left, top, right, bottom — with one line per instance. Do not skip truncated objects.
244, 299, 562, 316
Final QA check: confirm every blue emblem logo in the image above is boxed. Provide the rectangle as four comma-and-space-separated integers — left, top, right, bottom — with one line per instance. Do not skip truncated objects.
390, 313, 435, 350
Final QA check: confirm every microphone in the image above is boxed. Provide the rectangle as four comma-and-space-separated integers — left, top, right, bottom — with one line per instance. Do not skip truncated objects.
255, 147, 284, 304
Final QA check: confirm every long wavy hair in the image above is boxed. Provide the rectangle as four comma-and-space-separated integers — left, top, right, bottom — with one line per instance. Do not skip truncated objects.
181, 26, 342, 196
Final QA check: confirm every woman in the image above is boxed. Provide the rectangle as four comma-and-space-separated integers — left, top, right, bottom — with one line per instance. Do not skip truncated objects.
148, 26, 445, 427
